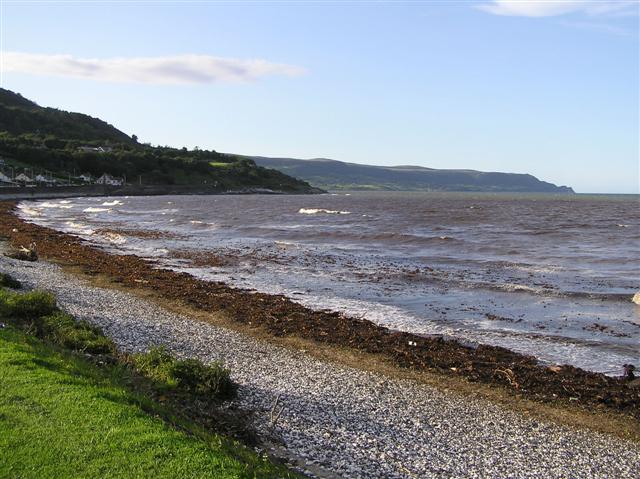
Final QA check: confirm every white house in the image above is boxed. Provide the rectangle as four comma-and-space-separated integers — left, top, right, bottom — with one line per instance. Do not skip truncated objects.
35, 174, 55, 184
0, 172, 16, 185
14, 173, 34, 183
95, 173, 124, 186
76, 173, 93, 183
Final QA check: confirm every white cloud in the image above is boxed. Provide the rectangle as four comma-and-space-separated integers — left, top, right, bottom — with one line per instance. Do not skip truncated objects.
2, 52, 306, 84
477, 0, 638, 17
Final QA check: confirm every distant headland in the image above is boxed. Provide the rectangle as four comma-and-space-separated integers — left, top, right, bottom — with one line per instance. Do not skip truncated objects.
250, 156, 575, 193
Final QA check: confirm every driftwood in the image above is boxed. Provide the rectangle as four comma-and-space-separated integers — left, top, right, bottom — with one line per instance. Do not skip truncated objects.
269, 394, 285, 431
5, 242, 38, 262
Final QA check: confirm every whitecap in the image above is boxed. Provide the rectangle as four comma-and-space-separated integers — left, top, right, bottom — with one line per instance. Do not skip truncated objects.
299, 208, 351, 215
499, 283, 544, 294
39, 201, 73, 209
102, 200, 123, 206
17, 206, 43, 217
64, 221, 94, 235
83, 207, 111, 213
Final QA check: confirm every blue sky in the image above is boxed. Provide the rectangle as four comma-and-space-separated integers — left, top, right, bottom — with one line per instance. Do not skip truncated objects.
1, 0, 638, 193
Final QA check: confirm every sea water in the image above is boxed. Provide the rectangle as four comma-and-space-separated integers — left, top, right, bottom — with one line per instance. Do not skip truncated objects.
18, 192, 640, 375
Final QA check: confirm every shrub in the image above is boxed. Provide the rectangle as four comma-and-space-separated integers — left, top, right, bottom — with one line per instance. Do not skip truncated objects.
0, 288, 113, 354
0, 273, 22, 289
55, 325, 114, 354
133, 346, 237, 400
170, 359, 236, 400
0, 290, 57, 319
132, 346, 176, 384
41, 312, 114, 354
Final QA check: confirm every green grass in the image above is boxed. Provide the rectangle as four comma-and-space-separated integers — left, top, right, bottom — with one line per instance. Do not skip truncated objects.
0, 289, 57, 319
0, 283, 298, 478
0, 290, 114, 355
209, 161, 233, 168
0, 326, 296, 478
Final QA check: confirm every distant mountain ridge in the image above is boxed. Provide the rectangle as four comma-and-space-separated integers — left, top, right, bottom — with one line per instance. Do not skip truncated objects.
250, 156, 574, 193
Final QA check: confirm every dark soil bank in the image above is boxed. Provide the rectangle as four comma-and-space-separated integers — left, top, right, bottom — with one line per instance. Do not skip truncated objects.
1, 201, 637, 419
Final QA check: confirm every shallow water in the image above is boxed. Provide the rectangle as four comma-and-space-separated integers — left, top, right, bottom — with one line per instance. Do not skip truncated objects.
18, 192, 640, 374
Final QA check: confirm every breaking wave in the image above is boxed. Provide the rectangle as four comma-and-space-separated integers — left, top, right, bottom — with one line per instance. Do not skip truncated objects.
83, 207, 111, 213
299, 208, 351, 215
64, 221, 94, 235
39, 202, 73, 209
16, 205, 43, 217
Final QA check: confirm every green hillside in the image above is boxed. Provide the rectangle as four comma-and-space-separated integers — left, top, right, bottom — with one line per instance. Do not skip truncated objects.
251, 156, 574, 193
0, 89, 318, 193
0, 90, 134, 144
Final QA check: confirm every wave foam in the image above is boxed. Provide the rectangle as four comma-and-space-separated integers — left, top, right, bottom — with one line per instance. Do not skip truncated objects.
299, 208, 351, 215
17, 205, 43, 217
83, 207, 111, 213
39, 201, 73, 209
64, 221, 94, 235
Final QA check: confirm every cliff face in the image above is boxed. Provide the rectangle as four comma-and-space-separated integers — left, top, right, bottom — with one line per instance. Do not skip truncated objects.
251, 156, 574, 193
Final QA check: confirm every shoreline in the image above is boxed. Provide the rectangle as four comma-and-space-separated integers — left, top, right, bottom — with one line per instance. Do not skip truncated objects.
0, 200, 638, 423
0, 184, 325, 201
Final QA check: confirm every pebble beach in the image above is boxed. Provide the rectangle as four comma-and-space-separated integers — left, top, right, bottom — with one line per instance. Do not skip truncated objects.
1, 252, 638, 479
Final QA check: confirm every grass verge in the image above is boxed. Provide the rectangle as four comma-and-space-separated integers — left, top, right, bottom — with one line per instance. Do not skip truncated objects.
0, 327, 296, 478
0, 279, 299, 478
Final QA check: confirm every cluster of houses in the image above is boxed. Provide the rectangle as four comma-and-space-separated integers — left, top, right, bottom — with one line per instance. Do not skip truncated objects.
0, 145, 130, 187
0, 171, 63, 186
0, 171, 15, 186
0, 170, 125, 187
95, 173, 125, 186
